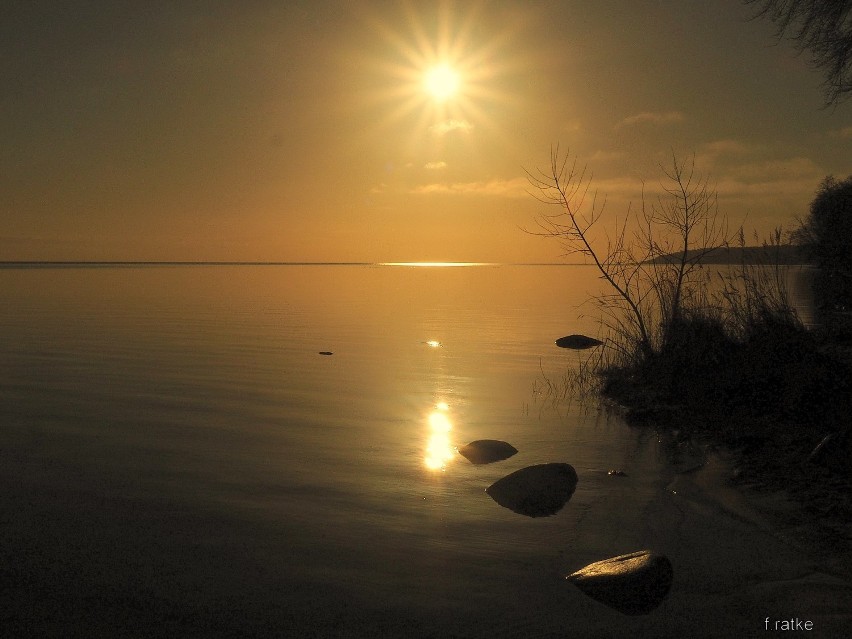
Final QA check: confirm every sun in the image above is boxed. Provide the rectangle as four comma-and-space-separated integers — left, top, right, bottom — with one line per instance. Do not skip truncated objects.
423, 65, 460, 102
351, 2, 529, 150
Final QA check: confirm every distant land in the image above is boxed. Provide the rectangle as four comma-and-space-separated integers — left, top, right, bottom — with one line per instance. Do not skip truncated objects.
652, 244, 811, 265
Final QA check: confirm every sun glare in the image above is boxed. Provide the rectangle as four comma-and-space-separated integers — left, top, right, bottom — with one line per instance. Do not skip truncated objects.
425, 402, 455, 471
424, 65, 460, 101
354, 2, 527, 148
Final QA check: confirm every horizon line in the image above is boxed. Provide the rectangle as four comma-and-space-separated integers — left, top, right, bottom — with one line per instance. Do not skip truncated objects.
0, 260, 589, 267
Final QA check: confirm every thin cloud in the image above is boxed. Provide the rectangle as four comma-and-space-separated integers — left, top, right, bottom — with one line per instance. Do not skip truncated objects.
424, 161, 447, 170
589, 150, 627, 162
411, 177, 528, 198
616, 111, 684, 129
408, 155, 823, 209
709, 157, 824, 200
695, 139, 757, 170
730, 157, 822, 182
430, 119, 473, 136
563, 118, 583, 133
700, 139, 753, 156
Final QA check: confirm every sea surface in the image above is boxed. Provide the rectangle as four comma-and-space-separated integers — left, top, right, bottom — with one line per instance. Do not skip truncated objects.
0, 263, 822, 637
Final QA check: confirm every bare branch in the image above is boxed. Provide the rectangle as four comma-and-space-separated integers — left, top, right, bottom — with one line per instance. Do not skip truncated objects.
746, 0, 852, 106
526, 147, 733, 361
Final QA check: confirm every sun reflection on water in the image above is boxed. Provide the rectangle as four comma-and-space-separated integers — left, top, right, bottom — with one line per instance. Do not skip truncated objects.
424, 402, 455, 471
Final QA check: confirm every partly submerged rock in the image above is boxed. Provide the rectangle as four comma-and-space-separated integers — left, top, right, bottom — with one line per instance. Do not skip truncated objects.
555, 334, 604, 349
458, 440, 518, 465
318, 351, 333, 356
566, 550, 673, 615
607, 469, 627, 477
486, 463, 578, 517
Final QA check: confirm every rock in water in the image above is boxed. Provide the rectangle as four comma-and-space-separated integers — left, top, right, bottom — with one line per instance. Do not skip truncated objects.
486, 463, 578, 517
459, 440, 518, 465
555, 334, 603, 349
566, 550, 673, 615
318, 351, 333, 356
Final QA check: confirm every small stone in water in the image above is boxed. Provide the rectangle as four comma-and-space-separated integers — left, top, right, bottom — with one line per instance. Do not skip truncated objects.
555, 334, 604, 349
458, 440, 518, 465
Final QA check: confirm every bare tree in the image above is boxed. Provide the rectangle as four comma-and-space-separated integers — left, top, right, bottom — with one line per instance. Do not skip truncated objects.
746, 0, 852, 106
526, 147, 730, 362
643, 154, 728, 334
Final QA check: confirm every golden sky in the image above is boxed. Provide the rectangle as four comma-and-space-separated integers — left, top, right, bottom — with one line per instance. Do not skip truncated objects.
2, 0, 850, 262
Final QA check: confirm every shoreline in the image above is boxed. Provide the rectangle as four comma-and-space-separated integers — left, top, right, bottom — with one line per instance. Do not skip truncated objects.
633, 446, 852, 637
670, 451, 850, 575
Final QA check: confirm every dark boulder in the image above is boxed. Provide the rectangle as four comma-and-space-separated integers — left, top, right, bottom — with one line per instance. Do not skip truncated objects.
486, 463, 578, 517
555, 334, 603, 349
458, 440, 518, 465
566, 550, 673, 615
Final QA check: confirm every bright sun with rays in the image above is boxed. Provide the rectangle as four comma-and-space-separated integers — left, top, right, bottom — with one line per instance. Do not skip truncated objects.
357, 1, 526, 145
423, 65, 460, 101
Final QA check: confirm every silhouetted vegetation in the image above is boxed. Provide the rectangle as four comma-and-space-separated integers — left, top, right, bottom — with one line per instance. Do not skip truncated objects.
746, 0, 852, 106
791, 174, 852, 335
529, 149, 851, 521
527, 148, 729, 364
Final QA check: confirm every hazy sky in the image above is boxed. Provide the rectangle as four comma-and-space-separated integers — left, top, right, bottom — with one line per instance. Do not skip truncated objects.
2, 0, 850, 262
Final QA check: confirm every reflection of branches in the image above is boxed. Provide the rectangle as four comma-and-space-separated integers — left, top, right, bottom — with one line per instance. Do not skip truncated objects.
526, 146, 732, 361
533, 348, 605, 416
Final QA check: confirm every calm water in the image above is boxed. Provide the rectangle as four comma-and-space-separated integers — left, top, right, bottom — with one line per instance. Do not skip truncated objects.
0, 264, 827, 637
